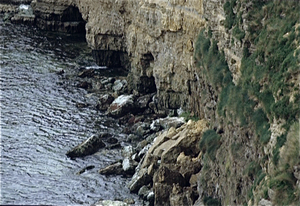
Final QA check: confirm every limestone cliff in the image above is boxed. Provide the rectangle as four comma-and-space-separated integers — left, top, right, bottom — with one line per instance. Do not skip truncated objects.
14, 0, 300, 205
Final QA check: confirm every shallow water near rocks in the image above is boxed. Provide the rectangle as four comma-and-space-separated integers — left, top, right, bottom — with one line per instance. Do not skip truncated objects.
0, 18, 140, 205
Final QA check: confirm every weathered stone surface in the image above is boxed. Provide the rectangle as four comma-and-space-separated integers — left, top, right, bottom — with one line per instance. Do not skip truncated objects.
31, 0, 86, 33
137, 93, 154, 110
128, 168, 152, 193
151, 117, 185, 130
153, 166, 187, 187
122, 157, 138, 175
107, 95, 135, 117
76, 165, 95, 175
153, 182, 172, 206
169, 185, 195, 206
138, 185, 152, 200
66, 134, 108, 158
99, 162, 123, 175
96, 94, 115, 111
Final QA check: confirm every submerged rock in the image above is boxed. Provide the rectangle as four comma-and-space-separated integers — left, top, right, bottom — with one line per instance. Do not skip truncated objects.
76, 165, 95, 175
66, 134, 109, 158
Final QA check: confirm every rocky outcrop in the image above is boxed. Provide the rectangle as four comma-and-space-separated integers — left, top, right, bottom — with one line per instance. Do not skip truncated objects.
31, 0, 85, 33
128, 120, 208, 205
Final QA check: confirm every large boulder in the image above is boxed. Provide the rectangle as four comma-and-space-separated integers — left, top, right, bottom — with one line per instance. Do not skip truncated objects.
66, 133, 108, 158
107, 95, 135, 118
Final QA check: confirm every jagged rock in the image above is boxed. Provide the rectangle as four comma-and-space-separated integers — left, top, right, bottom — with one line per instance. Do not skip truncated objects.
78, 69, 95, 78
99, 162, 123, 176
137, 94, 154, 110
128, 168, 152, 193
76, 165, 95, 175
66, 134, 108, 158
153, 183, 172, 206
150, 117, 185, 131
107, 95, 135, 118
138, 185, 152, 200
10, 4, 35, 24
134, 122, 151, 137
113, 79, 127, 95
31, 0, 86, 33
147, 191, 155, 205
122, 157, 138, 175
96, 94, 115, 111
122, 145, 134, 158
169, 185, 195, 206
153, 166, 187, 187
101, 77, 115, 85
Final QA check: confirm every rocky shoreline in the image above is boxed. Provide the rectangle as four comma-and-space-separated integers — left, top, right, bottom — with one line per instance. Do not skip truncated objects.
1, 2, 211, 205
58, 63, 207, 206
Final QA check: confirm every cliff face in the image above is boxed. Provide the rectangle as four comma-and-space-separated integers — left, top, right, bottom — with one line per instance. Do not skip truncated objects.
27, 0, 300, 205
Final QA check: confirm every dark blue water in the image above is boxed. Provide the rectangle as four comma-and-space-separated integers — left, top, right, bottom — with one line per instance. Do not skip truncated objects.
0, 18, 139, 205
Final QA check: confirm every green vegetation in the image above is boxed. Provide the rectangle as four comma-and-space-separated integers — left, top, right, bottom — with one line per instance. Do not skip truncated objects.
179, 111, 199, 122
194, 0, 300, 205
203, 196, 222, 206
269, 122, 300, 205
199, 130, 221, 161
194, 30, 232, 91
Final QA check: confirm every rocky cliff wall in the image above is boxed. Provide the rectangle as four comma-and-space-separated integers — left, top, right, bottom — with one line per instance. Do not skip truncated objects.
9, 0, 299, 205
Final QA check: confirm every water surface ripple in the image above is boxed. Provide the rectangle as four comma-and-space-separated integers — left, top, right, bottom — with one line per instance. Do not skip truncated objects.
0, 18, 137, 205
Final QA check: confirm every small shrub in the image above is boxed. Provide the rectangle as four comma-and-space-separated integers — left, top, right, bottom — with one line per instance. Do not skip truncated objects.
233, 26, 245, 41
180, 111, 199, 122
269, 172, 298, 205
199, 130, 221, 161
243, 161, 261, 180
251, 108, 271, 144
203, 196, 222, 206
223, 0, 236, 29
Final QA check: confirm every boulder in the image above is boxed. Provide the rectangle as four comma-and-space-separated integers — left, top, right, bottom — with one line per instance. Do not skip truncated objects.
128, 168, 152, 193
169, 185, 195, 206
153, 183, 172, 206
137, 94, 154, 110
122, 157, 138, 175
66, 134, 108, 158
99, 162, 123, 175
96, 94, 115, 111
153, 166, 187, 187
113, 79, 127, 95
150, 117, 185, 131
107, 95, 135, 118
138, 185, 152, 200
